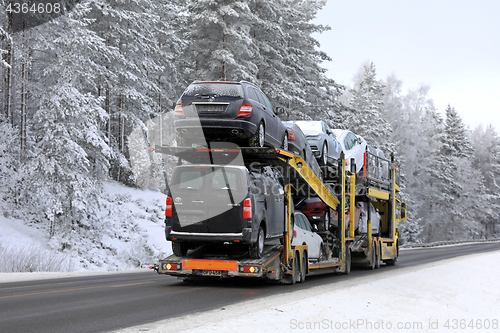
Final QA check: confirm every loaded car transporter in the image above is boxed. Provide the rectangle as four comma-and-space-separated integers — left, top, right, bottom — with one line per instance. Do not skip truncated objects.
152, 145, 406, 284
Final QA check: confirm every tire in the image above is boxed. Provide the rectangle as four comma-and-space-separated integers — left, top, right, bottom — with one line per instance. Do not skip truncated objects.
291, 254, 299, 284
172, 241, 188, 256
320, 143, 328, 166
299, 255, 307, 283
369, 244, 376, 270
249, 226, 265, 259
250, 122, 265, 147
320, 209, 330, 232
375, 243, 381, 269
385, 242, 399, 266
281, 132, 289, 151
342, 249, 351, 275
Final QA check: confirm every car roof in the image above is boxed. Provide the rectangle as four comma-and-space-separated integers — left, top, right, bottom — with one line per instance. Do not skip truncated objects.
331, 129, 348, 138
191, 80, 260, 89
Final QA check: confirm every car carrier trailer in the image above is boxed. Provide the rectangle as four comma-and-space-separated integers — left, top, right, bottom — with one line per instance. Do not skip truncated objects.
349, 150, 407, 269
151, 145, 406, 283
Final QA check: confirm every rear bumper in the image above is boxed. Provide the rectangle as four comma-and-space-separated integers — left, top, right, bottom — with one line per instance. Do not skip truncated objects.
175, 118, 257, 141
166, 226, 255, 244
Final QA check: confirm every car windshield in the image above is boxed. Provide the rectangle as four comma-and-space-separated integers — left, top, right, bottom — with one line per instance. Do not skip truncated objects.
183, 83, 244, 98
294, 121, 323, 135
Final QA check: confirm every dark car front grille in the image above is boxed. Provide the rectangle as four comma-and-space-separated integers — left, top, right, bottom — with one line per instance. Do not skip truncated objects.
194, 103, 228, 113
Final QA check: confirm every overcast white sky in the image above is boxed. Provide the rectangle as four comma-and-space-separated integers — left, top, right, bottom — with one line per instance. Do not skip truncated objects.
313, 0, 500, 131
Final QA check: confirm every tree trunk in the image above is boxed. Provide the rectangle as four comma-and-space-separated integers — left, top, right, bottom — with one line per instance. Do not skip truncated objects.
3, 13, 13, 123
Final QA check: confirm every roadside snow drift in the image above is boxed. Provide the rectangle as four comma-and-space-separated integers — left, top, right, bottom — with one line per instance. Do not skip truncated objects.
115, 250, 500, 333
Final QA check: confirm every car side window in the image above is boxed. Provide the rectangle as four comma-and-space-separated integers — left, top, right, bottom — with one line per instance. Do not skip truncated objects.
344, 136, 352, 150
348, 133, 358, 146
296, 215, 305, 230
301, 216, 312, 232
259, 91, 275, 113
247, 87, 259, 103
254, 90, 265, 106
272, 168, 284, 191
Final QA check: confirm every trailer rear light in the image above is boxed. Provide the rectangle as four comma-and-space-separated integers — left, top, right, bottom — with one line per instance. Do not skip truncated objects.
236, 103, 253, 117
243, 198, 252, 219
165, 197, 173, 217
164, 263, 181, 270
239, 266, 259, 273
288, 130, 296, 140
174, 103, 184, 116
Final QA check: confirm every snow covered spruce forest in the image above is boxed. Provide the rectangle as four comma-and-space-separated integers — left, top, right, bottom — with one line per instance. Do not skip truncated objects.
0, 0, 499, 272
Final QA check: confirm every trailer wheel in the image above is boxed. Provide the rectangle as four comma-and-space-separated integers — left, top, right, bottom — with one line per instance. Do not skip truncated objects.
299, 255, 307, 283
172, 241, 188, 256
292, 254, 299, 284
342, 249, 351, 275
375, 243, 381, 269
369, 245, 376, 270
249, 226, 265, 259
282, 254, 299, 285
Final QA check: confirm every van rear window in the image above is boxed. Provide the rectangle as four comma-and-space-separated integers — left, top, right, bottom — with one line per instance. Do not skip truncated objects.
178, 171, 203, 189
212, 170, 240, 191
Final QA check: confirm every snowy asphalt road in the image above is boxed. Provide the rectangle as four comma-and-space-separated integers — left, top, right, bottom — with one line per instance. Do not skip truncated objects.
1, 242, 499, 333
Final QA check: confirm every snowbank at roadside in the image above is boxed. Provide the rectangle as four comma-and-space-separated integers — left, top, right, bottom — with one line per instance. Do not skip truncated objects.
0, 181, 172, 272
115, 250, 500, 333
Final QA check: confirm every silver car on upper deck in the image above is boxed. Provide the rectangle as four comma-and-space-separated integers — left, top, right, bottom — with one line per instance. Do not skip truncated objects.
292, 120, 341, 166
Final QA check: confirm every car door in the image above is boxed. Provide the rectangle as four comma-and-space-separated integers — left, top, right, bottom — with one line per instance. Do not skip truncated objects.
256, 90, 282, 146
300, 215, 320, 258
263, 167, 285, 237
292, 213, 307, 246
348, 132, 361, 165
205, 167, 248, 233
170, 167, 209, 232
324, 123, 340, 160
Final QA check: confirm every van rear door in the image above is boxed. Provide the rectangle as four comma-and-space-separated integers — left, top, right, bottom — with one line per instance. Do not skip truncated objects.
170, 166, 210, 232
205, 167, 247, 233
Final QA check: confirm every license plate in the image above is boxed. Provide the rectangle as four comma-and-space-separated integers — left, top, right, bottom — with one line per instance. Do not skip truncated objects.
201, 270, 223, 276
195, 104, 226, 112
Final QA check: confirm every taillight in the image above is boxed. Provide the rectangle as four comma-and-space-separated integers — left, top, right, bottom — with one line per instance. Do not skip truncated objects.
243, 198, 252, 219
164, 263, 181, 270
237, 103, 253, 117
288, 130, 296, 140
174, 103, 184, 116
165, 197, 173, 217
239, 265, 260, 273
293, 230, 297, 238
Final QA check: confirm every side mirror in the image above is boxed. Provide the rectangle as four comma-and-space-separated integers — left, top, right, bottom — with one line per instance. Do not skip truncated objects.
312, 224, 318, 232
275, 106, 285, 115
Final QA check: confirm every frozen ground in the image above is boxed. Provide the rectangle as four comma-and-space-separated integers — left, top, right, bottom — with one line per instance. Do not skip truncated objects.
113, 250, 500, 333
0, 181, 172, 272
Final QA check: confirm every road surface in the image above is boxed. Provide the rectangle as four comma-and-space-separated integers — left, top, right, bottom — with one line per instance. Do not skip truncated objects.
0, 242, 499, 333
